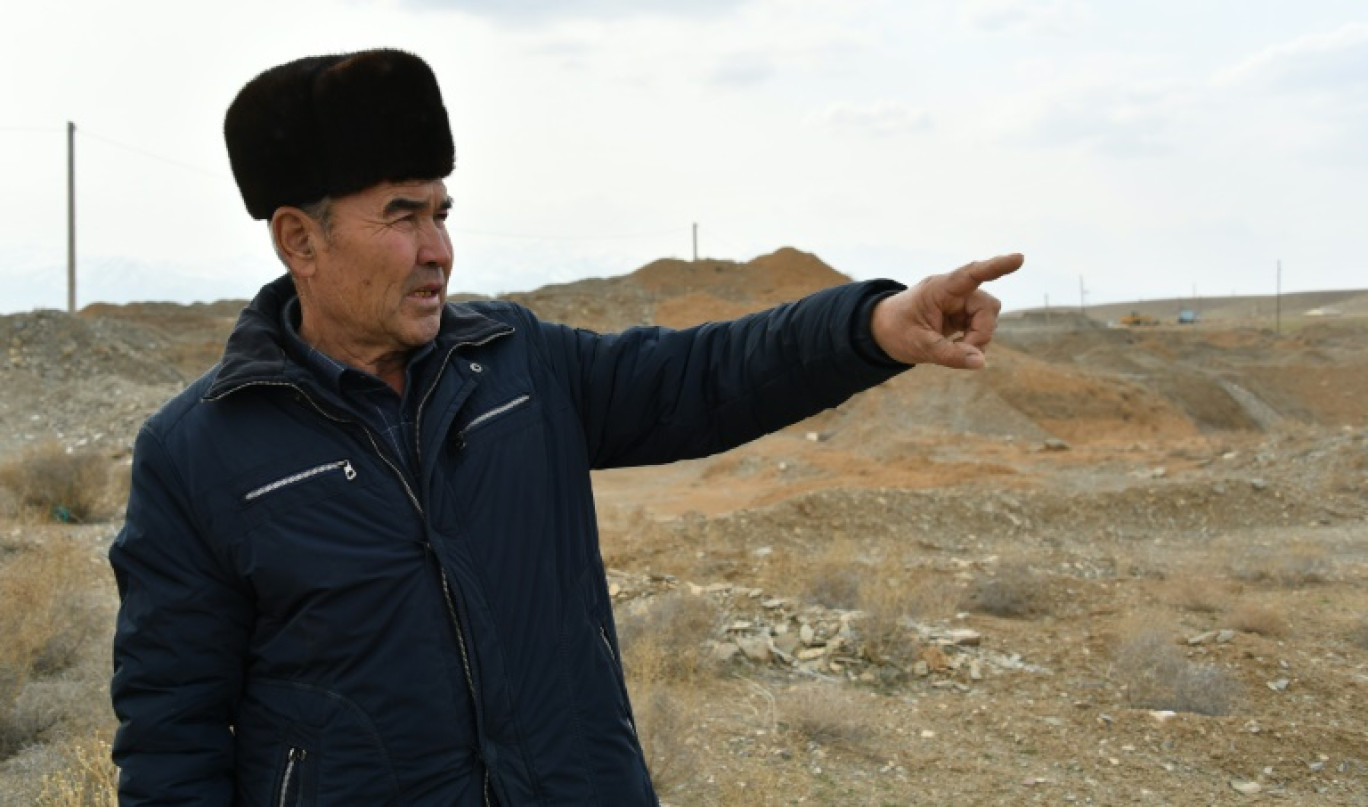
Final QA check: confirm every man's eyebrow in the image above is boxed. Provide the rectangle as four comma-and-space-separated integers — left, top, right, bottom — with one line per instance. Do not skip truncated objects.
382, 196, 433, 217
381, 196, 454, 217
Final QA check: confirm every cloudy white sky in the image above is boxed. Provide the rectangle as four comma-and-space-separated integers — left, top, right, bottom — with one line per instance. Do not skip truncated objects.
1, 0, 1364, 314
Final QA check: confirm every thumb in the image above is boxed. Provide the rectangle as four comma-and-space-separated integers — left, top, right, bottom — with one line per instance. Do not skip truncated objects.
922, 334, 986, 370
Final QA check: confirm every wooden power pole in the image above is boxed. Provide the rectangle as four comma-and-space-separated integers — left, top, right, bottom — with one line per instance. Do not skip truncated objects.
67, 121, 76, 314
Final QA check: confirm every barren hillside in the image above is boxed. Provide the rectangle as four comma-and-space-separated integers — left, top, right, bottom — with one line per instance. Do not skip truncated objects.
0, 248, 1365, 804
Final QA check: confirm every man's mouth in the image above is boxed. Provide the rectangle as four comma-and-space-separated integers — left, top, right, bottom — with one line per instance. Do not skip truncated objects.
410, 284, 443, 299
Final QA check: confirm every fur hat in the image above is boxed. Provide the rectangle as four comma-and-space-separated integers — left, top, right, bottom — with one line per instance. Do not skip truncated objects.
224, 49, 455, 220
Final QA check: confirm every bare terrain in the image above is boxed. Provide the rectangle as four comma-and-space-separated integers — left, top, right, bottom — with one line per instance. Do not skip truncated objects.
0, 247, 1365, 805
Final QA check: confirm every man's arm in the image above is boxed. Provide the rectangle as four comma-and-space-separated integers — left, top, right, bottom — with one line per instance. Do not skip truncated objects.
531, 255, 1020, 469
531, 279, 906, 469
110, 427, 252, 805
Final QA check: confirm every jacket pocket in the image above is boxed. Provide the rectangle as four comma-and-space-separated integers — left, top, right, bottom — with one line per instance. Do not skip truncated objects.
244, 459, 357, 503
452, 394, 532, 450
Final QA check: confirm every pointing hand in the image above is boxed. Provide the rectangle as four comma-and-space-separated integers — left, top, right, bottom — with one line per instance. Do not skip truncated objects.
871, 253, 1024, 369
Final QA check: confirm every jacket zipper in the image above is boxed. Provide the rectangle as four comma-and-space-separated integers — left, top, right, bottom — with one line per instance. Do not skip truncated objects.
243, 460, 356, 502
453, 395, 532, 452
598, 625, 617, 662
277, 746, 306, 807
599, 625, 637, 738
465, 395, 531, 434
212, 336, 509, 806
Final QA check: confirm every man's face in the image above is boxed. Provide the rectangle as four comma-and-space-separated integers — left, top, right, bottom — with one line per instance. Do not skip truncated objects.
302, 179, 453, 361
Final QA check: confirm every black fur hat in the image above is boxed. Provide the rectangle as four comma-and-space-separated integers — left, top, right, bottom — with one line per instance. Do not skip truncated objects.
224, 49, 455, 220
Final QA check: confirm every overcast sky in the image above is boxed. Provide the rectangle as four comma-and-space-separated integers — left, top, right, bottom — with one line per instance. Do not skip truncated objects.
1, 0, 1364, 314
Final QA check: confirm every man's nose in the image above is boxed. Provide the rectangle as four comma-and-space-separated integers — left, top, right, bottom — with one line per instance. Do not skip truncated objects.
417, 219, 452, 267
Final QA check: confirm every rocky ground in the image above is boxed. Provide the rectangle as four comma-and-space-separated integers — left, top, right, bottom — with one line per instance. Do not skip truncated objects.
0, 248, 1364, 804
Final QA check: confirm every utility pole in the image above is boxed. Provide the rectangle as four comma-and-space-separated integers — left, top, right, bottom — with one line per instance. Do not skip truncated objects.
67, 121, 76, 314
1078, 275, 1087, 314
692, 222, 698, 262
1275, 259, 1282, 335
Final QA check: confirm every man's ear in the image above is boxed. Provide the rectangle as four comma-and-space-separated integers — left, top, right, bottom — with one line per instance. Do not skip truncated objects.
271, 207, 321, 276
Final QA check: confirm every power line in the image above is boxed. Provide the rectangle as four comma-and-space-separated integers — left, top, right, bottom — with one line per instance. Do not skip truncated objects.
451, 225, 686, 242
77, 129, 231, 181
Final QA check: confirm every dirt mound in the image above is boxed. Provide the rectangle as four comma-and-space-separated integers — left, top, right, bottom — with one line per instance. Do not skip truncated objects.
81, 299, 242, 379
506, 247, 849, 332
0, 309, 191, 456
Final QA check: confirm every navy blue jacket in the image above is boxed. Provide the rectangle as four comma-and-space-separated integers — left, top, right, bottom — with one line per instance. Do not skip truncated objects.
110, 274, 907, 805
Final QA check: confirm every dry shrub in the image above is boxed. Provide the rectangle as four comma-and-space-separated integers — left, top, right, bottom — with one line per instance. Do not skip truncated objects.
37, 732, 117, 807
855, 576, 924, 667
616, 592, 719, 685
1226, 601, 1288, 637
0, 533, 96, 756
1112, 625, 1241, 716
964, 561, 1047, 618
1229, 541, 1333, 587
0, 441, 110, 523
778, 685, 876, 753
803, 562, 862, 610
631, 683, 700, 795
1166, 574, 1230, 613
713, 764, 803, 807
1349, 615, 1368, 651
794, 536, 873, 610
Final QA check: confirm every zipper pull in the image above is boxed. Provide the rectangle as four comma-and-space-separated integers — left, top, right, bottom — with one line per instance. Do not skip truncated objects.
289, 747, 307, 763
342, 460, 357, 481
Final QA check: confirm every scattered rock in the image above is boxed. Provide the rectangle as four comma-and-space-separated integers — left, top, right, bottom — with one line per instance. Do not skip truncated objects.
713, 642, 740, 662
736, 636, 772, 663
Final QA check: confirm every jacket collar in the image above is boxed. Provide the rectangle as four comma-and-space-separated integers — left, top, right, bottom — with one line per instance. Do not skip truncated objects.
204, 273, 513, 401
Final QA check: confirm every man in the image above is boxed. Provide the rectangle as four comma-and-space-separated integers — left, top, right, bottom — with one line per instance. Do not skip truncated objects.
109, 49, 1021, 805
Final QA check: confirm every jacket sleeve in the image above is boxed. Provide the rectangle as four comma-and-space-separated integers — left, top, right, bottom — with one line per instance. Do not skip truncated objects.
109, 425, 253, 805
534, 279, 909, 469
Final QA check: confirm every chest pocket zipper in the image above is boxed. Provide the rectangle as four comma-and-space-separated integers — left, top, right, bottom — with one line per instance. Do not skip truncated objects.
244, 460, 357, 503
453, 395, 531, 451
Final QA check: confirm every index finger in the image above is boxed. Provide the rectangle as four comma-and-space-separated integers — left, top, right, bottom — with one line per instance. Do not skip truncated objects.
940, 253, 1025, 297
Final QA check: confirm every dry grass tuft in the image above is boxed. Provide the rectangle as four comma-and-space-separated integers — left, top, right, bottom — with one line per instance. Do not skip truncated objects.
1228, 541, 1333, 587
803, 562, 863, 610
0, 441, 110, 523
37, 732, 117, 806
630, 683, 701, 795
964, 561, 1048, 618
617, 592, 720, 685
1226, 601, 1288, 637
854, 575, 925, 667
0, 532, 98, 757
1165, 574, 1231, 613
778, 685, 876, 752
1112, 624, 1241, 716
1349, 615, 1368, 652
